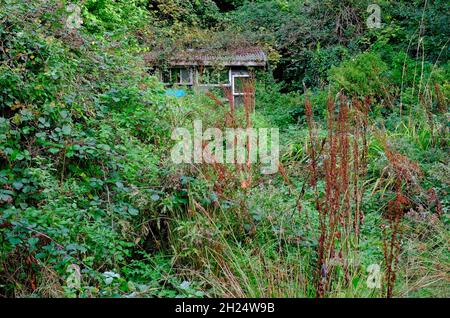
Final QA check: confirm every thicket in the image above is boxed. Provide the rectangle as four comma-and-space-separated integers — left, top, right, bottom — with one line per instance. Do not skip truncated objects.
0, 0, 448, 298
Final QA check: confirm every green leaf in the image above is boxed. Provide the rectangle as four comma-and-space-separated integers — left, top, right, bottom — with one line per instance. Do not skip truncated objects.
12, 181, 23, 190
61, 125, 72, 135
128, 207, 139, 216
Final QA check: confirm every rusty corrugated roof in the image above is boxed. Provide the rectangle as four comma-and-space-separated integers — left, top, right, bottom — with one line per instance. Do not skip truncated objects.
145, 47, 267, 67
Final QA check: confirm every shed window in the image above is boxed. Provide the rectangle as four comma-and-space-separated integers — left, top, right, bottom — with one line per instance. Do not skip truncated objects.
232, 75, 250, 95
162, 68, 193, 85
199, 67, 229, 85
161, 69, 171, 84
179, 68, 192, 84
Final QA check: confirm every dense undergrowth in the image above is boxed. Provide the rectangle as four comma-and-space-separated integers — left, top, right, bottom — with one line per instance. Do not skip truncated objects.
0, 0, 448, 298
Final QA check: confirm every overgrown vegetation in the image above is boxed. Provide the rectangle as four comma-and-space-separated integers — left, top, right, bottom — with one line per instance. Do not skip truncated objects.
0, 0, 448, 298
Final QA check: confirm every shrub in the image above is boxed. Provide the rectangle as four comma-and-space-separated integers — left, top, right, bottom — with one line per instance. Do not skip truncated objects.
329, 52, 388, 98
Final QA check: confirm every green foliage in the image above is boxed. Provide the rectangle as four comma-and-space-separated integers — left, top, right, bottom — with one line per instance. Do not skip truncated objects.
147, 0, 221, 27
1, 0, 448, 299
82, 0, 149, 33
303, 45, 350, 89
386, 0, 450, 61
0, 0, 182, 297
329, 52, 388, 98
255, 77, 301, 128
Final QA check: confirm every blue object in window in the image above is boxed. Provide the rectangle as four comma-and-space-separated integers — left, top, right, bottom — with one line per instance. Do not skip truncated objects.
165, 89, 186, 98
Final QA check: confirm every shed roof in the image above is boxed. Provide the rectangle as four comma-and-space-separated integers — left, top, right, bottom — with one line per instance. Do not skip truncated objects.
145, 47, 267, 67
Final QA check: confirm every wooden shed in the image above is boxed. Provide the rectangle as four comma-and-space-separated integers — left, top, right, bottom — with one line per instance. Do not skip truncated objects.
145, 47, 267, 104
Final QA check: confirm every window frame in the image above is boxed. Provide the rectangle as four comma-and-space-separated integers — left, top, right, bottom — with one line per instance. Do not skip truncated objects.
232, 74, 250, 96
162, 67, 193, 85
197, 67, 231, 87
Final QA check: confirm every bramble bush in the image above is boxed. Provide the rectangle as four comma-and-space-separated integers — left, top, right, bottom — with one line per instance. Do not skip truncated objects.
0, 0, 185, 297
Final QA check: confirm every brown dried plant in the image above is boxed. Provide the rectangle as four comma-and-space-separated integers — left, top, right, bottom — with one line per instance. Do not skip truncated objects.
381, 141, 422, 298
203, 79, 256, 195
306, 94, 370, 297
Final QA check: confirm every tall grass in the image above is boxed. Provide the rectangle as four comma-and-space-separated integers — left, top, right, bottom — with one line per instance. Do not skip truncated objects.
168, 55, 447, 297
304, 92, 370, 297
